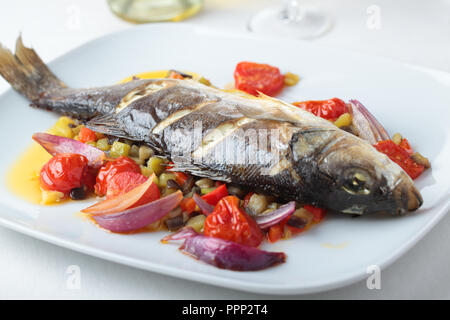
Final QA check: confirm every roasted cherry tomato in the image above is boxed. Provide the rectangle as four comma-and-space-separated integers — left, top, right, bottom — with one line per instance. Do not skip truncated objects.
106, 171, 160, 207
40, 153, 89, 195
374, 140, 425, 179
234, 61, 285, 96
293, 98, 348, 121
78, 127, 97, 143
201, 184, 228, 206
204, 195, 263, 247
94, 156, 141, 196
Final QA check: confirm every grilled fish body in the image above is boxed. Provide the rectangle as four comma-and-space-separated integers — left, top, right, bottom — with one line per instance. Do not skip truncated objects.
0, 38, 423, 215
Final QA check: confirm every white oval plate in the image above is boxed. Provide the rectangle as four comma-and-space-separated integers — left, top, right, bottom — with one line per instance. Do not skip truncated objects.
0, 24, 449, 295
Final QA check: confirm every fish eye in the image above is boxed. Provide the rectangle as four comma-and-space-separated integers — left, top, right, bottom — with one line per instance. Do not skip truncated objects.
343, 172, 371, 195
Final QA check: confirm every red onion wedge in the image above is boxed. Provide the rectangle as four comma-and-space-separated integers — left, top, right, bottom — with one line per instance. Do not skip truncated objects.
32, 132, 105, 168
82, 174, 158, 216
348, 100, 390, 144
193, 193, 214, 215
162, 227, 286, 271
90, 190, 183, 233
254, 201, 296, 229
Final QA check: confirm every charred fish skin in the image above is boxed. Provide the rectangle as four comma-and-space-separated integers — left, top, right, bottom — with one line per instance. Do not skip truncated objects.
0, 37, 423, 215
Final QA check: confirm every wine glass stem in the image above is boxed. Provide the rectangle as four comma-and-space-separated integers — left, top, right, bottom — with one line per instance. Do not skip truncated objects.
282, 0, 306, 23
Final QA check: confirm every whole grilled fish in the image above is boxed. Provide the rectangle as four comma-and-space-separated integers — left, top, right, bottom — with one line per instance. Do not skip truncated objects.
0, 38, 423, 215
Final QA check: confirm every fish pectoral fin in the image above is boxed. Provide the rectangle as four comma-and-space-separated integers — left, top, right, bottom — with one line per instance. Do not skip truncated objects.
86, 114, 127, 138
169, 156, 232, 182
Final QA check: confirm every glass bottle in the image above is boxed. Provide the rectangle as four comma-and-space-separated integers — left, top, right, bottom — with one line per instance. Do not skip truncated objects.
107, 0, 204, 23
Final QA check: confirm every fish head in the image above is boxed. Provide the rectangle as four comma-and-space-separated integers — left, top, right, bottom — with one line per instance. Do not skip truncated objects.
292, 131, 423, 215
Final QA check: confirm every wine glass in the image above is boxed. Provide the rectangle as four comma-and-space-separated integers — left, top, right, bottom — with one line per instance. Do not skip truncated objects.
248, 0, 331, 39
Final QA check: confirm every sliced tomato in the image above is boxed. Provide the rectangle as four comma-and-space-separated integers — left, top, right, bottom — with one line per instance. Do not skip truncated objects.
106, 171, 148, 199
293, 98, 348, 121
201, 184, 228, 206
78, 127, 97, 143
82, 174, 159, 215
94, 156, 141, 196
304, 205, 327, 223
374, 140, 425, 179
234, 61, 285, 96
204, 195, 263, 247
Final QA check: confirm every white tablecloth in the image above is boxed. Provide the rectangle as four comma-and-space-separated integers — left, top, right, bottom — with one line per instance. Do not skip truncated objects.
1, 0, 449, 299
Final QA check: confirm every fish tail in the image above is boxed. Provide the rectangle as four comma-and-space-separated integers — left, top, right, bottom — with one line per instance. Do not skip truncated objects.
0, 36, 66, 100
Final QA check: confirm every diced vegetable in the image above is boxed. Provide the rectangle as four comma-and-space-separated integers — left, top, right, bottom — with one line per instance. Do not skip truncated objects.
283, 72, 300, 86
246, 193, 269, 215
78, 127, 97, 143
180, 197, 197, 214
186, 215, 206, 233
95, 138, 111, 151
41, 189, 65, 205
159, 173, 177, 188
195, 178, 214, 189
110, 141, 131, 158
48, 116, 75, 138
334, 112, 352, 128
304, 205, 327, 223
139, 145, 153, 161
147, 156, 166, 176
201, 184, 228, 206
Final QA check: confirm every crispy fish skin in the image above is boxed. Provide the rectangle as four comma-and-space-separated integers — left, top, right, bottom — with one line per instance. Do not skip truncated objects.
0, 38, 423, 215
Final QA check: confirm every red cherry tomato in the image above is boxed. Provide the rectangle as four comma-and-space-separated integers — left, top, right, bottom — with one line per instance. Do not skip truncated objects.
94, 156, 141, 196
234, 61, 285, 96
204, 195, 263, 247
40, 153, 89, 195
78, 127, 97, 143
293, 98, 348, 121
374, 140, 425, 179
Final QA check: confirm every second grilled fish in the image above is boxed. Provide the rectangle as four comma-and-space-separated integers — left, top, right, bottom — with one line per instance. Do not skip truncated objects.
0, 37, 423, 215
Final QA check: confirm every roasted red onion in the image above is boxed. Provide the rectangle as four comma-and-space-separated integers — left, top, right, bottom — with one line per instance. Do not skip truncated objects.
162, 227, 286, 271
33, 132, 105, 168
91, 191, 183, 233
348, 100, 390, 144
193, 193, 214, 215
254, 201, 296, 229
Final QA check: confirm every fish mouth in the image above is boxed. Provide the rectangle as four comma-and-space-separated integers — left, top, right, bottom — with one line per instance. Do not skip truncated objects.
393, 179, 423, 215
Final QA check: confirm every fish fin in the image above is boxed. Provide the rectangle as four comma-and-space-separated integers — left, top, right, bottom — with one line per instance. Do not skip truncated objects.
85, 114, 128, 138
0, 36, 66, 100
169, 157, 232, 182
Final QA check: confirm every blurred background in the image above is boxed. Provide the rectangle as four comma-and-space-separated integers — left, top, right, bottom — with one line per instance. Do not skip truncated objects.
0, 0, 449, 299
